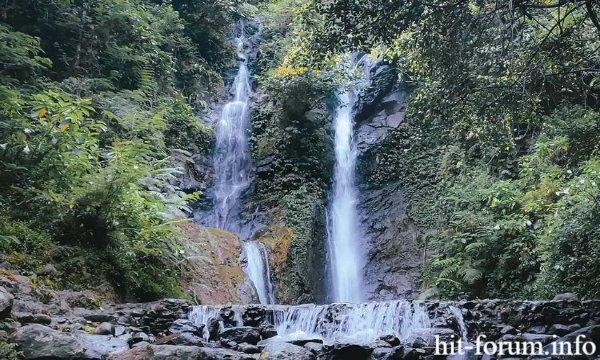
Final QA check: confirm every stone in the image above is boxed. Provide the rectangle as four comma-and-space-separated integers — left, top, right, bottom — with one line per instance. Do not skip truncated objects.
522, 333, 556, 345
93, 321, 113, 335
76, 333, 129, 359
242, 306, 266, 327
236, 342, 261, 354
287, 338, 323, 346
549, 323, 581, 336
164, 332, 203, 346
169, 318, 198, 334
207, 318, 220, 341
552, 293, 580, 302
378, 334, 400, 347
529, 325, 547, 334
129, 331, 151, 345
303, 341, 324, 354
0, 286, 14, 319
501, 325, 518, 335
41, 263, 58, 275
322, 343, 372, 360
10, 324, 85, 359
259, 323, 278, 339
540, 325, 600, 357
16, 313, 52, 325
370, 347, 403, 360
113, 325, 127, 337
107, 345, 154, 360
219, 326, 261, 345
260, 342, 316, 360
150, 345, 255, 360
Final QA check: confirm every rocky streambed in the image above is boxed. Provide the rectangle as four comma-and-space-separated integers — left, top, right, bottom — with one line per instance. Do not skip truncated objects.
1, 281, 599, 360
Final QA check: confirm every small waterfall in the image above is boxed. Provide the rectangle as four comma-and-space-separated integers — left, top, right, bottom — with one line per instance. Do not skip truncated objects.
189, 300, 432, 344
328, 90, 365, 303
245, 241, 275, 304
208, 22, 274, 305
448, 306, 471, 360
189, 306, 243, 341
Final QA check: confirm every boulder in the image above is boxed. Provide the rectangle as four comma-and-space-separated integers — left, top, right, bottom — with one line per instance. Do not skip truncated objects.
549, 324, 581, 336
207, 318, 220, 341
321, 343, 372, 360
553, 293, 580, 302
0, 286, 14, 318
235, 342, 261, 354
75, 333, 129, 359
378, 334, 400, 347
16, 313, 52, 325
539, 325, 600, 358
168, 319, 198, 334
370, 347, 403, 360
107, 345, 154, 360
93, 322, 113, 335
150, 345, 255, 360
10, 324, 85, 359
260, 342, 316, 360
219, 326, 260, 345
303, 342, 323, 354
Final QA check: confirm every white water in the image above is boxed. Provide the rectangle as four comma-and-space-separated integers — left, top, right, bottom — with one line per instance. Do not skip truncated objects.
189, 300, 432, 344
245, 241, 275, 304
189, 306, 243, 341
328, 90, 365, 303
212, 33, 252, 231
209, 23, 274, 305
448, 306, 471, 360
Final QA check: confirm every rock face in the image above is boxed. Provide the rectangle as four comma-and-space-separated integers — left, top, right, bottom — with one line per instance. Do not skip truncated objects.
352, 62, 421, 301
0, 286, 14, 318
10, 324, 85, 359
260, 342, 316, 360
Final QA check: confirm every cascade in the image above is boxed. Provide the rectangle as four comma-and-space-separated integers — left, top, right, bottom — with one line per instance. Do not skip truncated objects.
328, 89, 365, 303
244, 241, 276, 304
448, 305, 472, 360
207, 22, 274, 304
189, 300, 432, 344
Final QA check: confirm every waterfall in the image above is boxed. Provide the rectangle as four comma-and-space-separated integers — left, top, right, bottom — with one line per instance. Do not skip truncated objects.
190, 300, 432, 345
245, 241, 275, 304
328, 90, 365, 303
208, 22, 274, 305
212, 31, 252, 231
448, 306, 471, 360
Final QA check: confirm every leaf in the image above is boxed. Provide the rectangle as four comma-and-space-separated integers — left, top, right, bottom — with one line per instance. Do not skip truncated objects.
38, 109, 47, 118
59, 124, 69, 132
491, 197, 497, 207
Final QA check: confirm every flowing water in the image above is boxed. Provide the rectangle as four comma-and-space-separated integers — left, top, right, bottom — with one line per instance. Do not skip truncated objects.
189, 300, 432, 344
328, 90, 365, 303
208, 22, 274, 304
245, 241, 275, 304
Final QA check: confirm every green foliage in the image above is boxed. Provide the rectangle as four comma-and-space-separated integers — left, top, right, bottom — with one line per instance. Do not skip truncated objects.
0, 342, 21, 360
0, 0, 226, 301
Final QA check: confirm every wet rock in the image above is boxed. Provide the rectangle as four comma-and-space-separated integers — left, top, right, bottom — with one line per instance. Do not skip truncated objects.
107, 345, 154, 360
304, 341, 324, 354
93, 322, 113, 335
529, 325, 547, 334
10, 324, 85, 359
165, 332, 203, 346
260, 342, 316, 360
76, 333, 129, 359
236, 342, 261, 354
549, 324, 581, 336
219, 326, 261, 345
113, 325, 127, 337
168, 319, 198, 334
207, 318, 220, 341
378, 334, 400, 347
322, 343, 372, 360
522, 333, 556, 345
370, 347, 403, 360
220, 307, 238, 327
539, 325, 600, 358
129, 331, 151, 345
501, 325, 518, 335
288, 338, 323, 346
0, 286, 14, 318
242, 306, 265, 327
258, 323, 278, 339
552, 293, 580, 302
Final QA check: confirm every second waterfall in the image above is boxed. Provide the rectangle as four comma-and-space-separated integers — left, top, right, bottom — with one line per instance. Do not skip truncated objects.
210, 22, 275, 305
328, 90, 365, 303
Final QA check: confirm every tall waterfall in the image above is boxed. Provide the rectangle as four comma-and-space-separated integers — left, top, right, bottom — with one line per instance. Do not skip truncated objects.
212, 32, 252, 231
328, 90, 365, 303
209, 22, 274, 305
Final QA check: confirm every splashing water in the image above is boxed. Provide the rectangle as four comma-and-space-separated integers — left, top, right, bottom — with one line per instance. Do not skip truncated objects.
328, 90, 365, 303
245, 241, 275, 304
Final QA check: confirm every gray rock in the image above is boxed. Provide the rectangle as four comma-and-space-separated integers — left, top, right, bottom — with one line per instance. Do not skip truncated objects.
75, 333, 129, 359
287, 338, 323, 346
107, 345, 154, 360
549, 323, 581, 336
522, 333, 556, 345
501, 325, 518, 335
16, 312, 52, 325
219, 326, 261, 345
538, 325, 600, 358
303, 341, 324, 354
529, 325, 547, 334
93, 321, 113, 335
130, 331, 151, 345
151, 345, 255, 360
260, 342, 316, 360
41, 263, 58, 275
370, 347, 403, 360
0, 286, 14, 318
378, 334, 400, 347
207, 318, 220, 341
113, 325, 127, 337
10, 324, 85, 359
552, 293, 580, 302
169, 318, 198, 334
322, 343, 372, 360
236, 342, 261, 354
